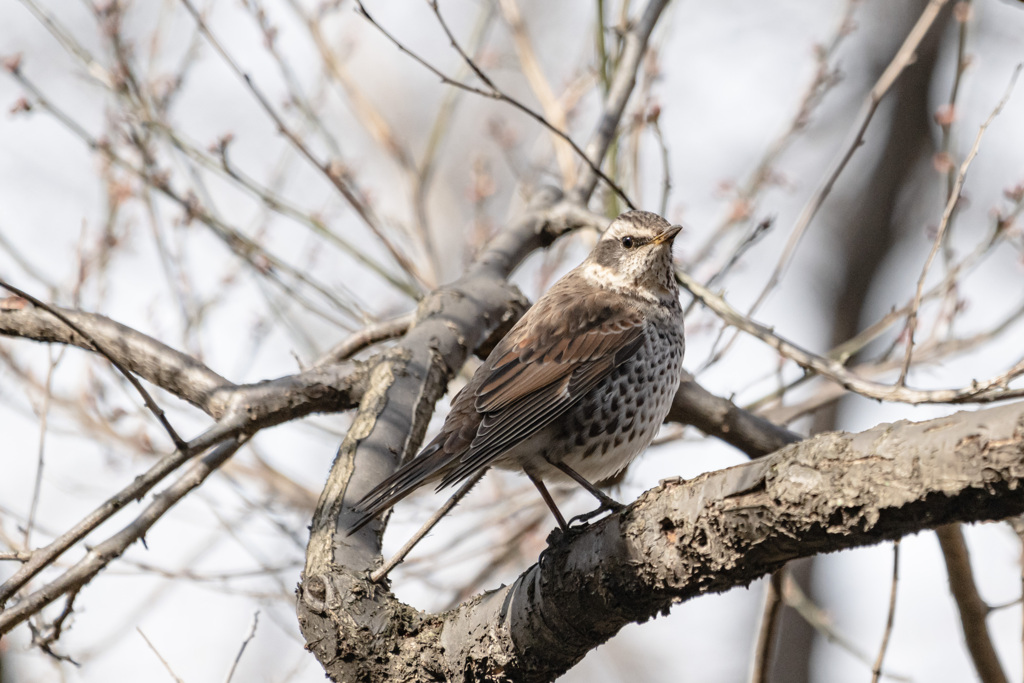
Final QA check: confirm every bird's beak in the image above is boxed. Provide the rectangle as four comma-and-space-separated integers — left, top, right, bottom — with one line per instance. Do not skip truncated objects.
651, 225, 682, 245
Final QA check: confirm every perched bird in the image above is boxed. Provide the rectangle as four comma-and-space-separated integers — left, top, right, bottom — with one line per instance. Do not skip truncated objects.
350, 210, 684, 533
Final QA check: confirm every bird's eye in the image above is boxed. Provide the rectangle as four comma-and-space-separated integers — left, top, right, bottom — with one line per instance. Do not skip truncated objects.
620, 236, 635, 249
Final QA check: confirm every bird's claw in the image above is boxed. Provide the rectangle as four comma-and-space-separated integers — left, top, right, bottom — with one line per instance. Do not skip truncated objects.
567, 499, 624, 528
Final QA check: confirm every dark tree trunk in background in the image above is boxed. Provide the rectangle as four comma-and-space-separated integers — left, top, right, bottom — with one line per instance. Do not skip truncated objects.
770, 2, 948, 681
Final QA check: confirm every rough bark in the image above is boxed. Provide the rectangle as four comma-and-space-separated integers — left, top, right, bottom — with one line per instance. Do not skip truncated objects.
297, 398, 1024, 682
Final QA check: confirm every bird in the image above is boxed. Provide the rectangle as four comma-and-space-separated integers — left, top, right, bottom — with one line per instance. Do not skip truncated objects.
349, 210, 685, 533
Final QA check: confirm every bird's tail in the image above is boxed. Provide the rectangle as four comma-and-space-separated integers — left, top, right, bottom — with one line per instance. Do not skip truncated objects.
347, 442, 453, 534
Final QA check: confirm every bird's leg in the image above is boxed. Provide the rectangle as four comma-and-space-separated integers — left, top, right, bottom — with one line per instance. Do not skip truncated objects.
526, 471, 568, 530
553, 462, 624, 526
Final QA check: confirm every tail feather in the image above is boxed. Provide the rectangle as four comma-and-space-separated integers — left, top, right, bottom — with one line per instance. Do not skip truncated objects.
347, 443, 452, 534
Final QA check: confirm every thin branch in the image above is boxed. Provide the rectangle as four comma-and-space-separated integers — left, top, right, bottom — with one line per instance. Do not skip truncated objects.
153, 121, 419, 299
684, 217, 774, 319
679, 269, 1024, 405
0, 281, 186, 450
936, 524, 1009, 683
316, 312, 416, 366
569, 0, 669, 205
24, 347, 61, 547
497, 0, 578, 187
746, 0, 951, 319
782, 573, 911, 681
428, 0, 631, 205
900, 63, 1021, 383
137, 628, 185, 683
223, 610, 260, 683
651, 116, 672, 217
936, 0, 974, 267
0, 301, 232, 414
751, 570, 784, 683
370, 471, 485, 582
0, 360, 367, 610
3, 62, 368, 328
0, 229, 57, 291
176, 0, 426, 288
0, 437, 246, 635
27, 587, 80, 665
871, 541, 901, 683
688, 0, 857, 267
355, 0, 640, 209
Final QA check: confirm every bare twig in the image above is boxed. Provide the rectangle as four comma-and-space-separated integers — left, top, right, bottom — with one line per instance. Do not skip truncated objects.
871, 540, 901, 683
935, 0, 973, 274
24, 347, 62, 547
0, 230, 57, 291
176, 0, 426, 288
355, 0, 641, 209
224, 610, 260, 683
4, 63, 369, 328
689, 0, 858, 267
570, 0, 669, 205
756, 288, 1024, 424
684, 217, 774, 319
370, 471, 485, 582
0, 280, 187, 450
679, 269, 1024, 405
497, 0, 577, 187
0, 437, 247, 635
28, 587, 80, 665
316, 312, 416, 366
0, 301, 232, 414
751, 570, 784, 683
138, 628, 185, 683
781, 573, 911, 681
899, 63, 1021, 383
0, 359, 366, 612
651, 116, 672, 217
153, 121, 419, 299
747, 0, 951, 319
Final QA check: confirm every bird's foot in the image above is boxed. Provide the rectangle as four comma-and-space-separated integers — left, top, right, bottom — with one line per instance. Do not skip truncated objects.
567, 498, 624, 528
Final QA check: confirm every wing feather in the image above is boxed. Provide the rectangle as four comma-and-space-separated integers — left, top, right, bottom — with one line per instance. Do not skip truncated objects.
349, 278, 647, 531
438, 284, 646, 486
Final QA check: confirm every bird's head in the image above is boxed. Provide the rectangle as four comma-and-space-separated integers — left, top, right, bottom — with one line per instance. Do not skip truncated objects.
583, 210, 682, 303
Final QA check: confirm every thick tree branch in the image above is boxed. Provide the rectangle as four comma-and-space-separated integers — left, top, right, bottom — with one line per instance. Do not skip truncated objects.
0, 300, 370, 423
668, 371, 802, 457
1, 301, 232, 413
300, 399, 1024, 683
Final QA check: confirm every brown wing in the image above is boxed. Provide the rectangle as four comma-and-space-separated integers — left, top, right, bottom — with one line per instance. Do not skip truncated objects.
437, 280, 645, 487
349, 276, 644, 532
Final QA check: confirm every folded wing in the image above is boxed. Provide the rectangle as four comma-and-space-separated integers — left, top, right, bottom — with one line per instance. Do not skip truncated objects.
349, 283, 645, 531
